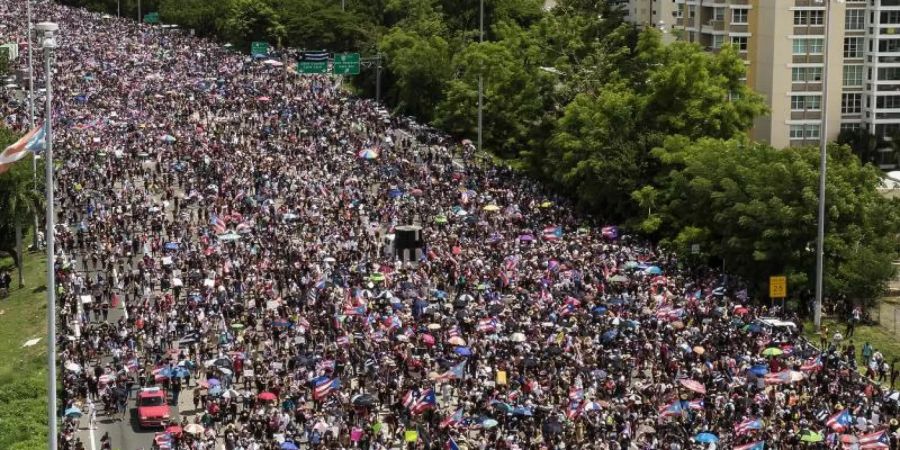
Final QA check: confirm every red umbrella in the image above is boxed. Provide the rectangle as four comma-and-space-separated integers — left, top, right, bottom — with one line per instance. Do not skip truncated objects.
258, 392, 277, 401
165, 425, 183, 436
733, 305, 749, 315
421, 334, 436, 346
679, 379, 707, 395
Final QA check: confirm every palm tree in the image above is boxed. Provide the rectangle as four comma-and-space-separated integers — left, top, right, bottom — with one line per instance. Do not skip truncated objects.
0, 157, 44, 288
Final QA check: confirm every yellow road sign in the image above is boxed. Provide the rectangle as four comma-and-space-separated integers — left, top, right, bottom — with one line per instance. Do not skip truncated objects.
769, 276, 787, 298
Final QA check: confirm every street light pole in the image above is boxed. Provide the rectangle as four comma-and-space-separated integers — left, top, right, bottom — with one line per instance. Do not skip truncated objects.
814, 0, 840, 330
35, 21, 59, 450
27, 0, 39, 250
477, 0, 483, 155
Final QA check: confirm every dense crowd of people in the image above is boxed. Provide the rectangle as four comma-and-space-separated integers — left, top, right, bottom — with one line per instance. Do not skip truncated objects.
2, 1, 900, 449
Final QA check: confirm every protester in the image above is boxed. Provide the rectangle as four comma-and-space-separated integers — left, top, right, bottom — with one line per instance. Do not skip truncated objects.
1, 2, 899, 450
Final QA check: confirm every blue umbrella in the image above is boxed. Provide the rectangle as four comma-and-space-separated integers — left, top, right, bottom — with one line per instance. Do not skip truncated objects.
645, 266, 663, 275
209, 385, 223, 396
608, 298, 626, 306
387, 188, 403, 199
490, 400, 512, 413
592, 306, 607, 315
281, 442, 299, 450
454, 346, 473, 357
272, 320, 292, 328
749, 364, 769, 376
164, 242, 180, 250
208, 378, 221, 386
695, 433, 719, 443
64, 407, 82, 417
601, 330, 618, 343
172, 366, 190, 378
511, 406, 534, 416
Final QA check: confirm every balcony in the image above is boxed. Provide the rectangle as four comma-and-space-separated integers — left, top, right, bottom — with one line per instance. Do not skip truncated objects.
701, 20, 726, 33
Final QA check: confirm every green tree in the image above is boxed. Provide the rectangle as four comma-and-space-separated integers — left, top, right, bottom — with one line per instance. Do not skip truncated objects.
378, 28, 452, 122
160, 0, 223, 37
219, 0, 285, 50
836, 127, 883, 166
638, 136, 900, 305
435, 23, 555, 158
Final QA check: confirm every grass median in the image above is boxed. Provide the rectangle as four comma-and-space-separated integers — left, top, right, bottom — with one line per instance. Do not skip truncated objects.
803, 316, 900, 387
0, 250, 50, 450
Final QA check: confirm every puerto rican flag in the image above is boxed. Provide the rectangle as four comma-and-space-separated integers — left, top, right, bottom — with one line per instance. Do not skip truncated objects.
800, 356, 823, 373
568, 386, 584, 401
476, 317, 499, 333
542, 226, 563, 241
445, 438, 460, 450
826, 408, 852, 432
343, 304, 367, 316
402, 389, 418, 410
336, 336, 350, 347
734, 441, 765, 450
448, 325, 461, 339
210, 214, 227, 234
734, 417, 764, 435
842, 430, 890, 449
435, 361, 466, 382
763, 370, 793, 385
312, 376, 341, 401
0, 124, 44, 174
440, 408, 464, 429
566, 399, 584, 420
410, 389, 437, 415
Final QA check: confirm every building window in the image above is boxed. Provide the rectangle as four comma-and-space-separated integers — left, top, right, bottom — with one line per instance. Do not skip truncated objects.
732, 8, 748, 24
840, 122, 862, 133
676, 4, 684, 18
844, 37, 864, 58
793, 38, 824, 54
845, 9, 865, 30
731, 36, 748, 51
843, 65, 864, 86
793, 10, 809, 26
790, 124, 820, 140
791, 95, 822, 111
792, 66, 823, 82
712, 35, 725, 49
713, 7, 725, 21
842, 93, 862, 114
809, 10, 824, 25
876, 95, 900, 109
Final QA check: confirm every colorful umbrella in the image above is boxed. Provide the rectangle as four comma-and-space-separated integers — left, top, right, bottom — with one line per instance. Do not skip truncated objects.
679, 379, 707, 394
358, 148, 379, 160
761, 347, 784, 357
258, 392, 277, 401
695, 433, 718, 443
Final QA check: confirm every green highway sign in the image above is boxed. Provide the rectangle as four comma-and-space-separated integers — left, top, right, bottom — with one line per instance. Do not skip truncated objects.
297, 61, 328, 74
143, 12, 160, 24
332, 52, 360, 75
251, 41, 269, 57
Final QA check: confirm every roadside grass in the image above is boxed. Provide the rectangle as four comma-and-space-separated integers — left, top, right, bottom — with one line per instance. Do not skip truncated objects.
803, 317, 900, 388
0, 249, 50, 450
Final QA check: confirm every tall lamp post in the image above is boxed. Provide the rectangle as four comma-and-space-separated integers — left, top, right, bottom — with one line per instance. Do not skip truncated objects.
27, 1, 39, 249
813, 0, 844, 330
35, 20, 59, 450
477, 0, 484, 155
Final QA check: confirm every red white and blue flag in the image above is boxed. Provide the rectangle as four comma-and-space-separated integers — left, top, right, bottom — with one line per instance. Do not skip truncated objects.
0, 124, 44, 174
841, 430, 890, 449
542, 226, 563, 240
735, 417, 764, 435
733, 441, 765, 450
312, 377, 341, 401
476, 317, 498, 333
436, 361, 467, 382
410, 389, 437, 415
826, 408, 852, 432
210, 214, 227, 234
440, 408, 464, 429
800, 356, 823, 373
601, 226, 619, 240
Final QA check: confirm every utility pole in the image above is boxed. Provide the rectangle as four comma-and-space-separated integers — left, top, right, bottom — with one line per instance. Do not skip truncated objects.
477, 0, 484, 155
376, 53, 382, 104
27, 0, 38, 249
814, 0, 844, 330
36, 21, 59, 450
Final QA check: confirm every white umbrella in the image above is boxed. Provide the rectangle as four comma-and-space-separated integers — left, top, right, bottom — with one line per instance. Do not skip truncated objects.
64, 361, 82, 372
510, 332, 527, 343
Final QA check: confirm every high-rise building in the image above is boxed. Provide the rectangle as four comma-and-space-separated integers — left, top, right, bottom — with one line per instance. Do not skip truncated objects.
614, 0, 894, 162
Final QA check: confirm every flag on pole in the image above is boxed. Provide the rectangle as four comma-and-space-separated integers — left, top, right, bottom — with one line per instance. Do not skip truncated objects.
0, 125, 43, 174
825, 409, 852, 432
733, 441, 765, 450
440, 408, 464, 428
734, 417, 764, 435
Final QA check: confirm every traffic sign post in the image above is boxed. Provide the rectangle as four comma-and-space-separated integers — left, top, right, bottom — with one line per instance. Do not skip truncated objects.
298, 51, 329, 74
143, 12, 160, 24
769, 275, 787, 299
332, 52, 360, 75
251, 41, 269, 57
